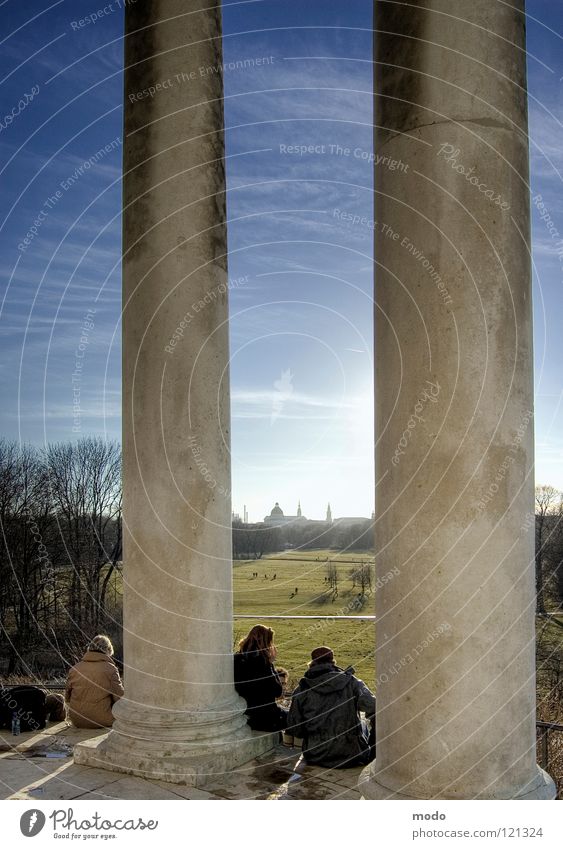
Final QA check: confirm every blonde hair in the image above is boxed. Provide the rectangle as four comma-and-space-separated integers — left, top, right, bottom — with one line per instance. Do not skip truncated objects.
238, 624, 275, 662
88, 634, 114, 656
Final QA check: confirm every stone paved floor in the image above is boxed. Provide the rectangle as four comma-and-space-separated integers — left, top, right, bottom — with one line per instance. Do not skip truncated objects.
0, 722, 363, 800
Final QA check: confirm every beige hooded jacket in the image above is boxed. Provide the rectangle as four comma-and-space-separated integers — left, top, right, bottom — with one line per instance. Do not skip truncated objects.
65, 650, 124, 728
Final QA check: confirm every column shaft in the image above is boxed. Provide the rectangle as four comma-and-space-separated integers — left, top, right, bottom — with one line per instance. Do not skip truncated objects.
75, 0, 274, 784
361, 0, 555, 799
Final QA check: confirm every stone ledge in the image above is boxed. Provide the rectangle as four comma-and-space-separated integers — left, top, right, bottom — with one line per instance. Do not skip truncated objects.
358, 765, 557, 800
74, 728, 277, 787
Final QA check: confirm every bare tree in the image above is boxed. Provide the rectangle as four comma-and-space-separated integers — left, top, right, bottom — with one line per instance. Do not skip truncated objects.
232, 523, 279, 560
535, 486, 562, 614
46, 438, 121, 631
0, 441, 54, 672
349, 561, 372, 598
325, 561, 339, 600
538, 495, 563, 610
551, 500, 563, 608
99, 491, 122, 614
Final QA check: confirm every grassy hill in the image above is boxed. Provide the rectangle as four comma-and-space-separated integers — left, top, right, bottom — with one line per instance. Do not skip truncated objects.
233, 551, 376, 688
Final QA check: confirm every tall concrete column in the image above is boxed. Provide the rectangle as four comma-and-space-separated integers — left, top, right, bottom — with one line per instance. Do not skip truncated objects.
75, 0, 274, 784
361, 1, 555, 799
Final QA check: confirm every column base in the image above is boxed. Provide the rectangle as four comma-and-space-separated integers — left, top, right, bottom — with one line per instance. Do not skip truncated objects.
358, 764, 556, 800
74, 697, 278, 787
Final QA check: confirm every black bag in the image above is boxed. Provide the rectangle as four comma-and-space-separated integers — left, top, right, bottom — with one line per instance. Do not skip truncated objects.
0, 685, 47, 731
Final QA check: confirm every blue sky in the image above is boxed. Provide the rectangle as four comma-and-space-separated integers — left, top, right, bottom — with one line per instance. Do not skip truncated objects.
0, 0, 562, 522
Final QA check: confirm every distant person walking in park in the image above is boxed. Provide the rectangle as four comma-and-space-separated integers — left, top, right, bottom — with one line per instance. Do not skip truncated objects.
234, 624, 288, 732
287, 646, 375, 768
65, 635, 124, 729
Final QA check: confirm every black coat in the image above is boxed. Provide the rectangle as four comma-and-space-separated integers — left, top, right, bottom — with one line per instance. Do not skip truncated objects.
233, 651, 287, 731
0, 686, 47, 731
287, 663, 375, 768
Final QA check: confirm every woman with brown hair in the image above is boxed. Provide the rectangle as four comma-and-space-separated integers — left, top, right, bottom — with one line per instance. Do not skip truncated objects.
234, 624, 288, 732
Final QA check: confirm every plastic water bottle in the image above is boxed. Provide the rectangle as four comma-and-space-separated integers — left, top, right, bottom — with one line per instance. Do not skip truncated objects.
12, 713, 21, 736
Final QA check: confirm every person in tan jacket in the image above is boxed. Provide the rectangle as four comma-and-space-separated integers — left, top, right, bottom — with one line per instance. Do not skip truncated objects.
65, 635, 124, 728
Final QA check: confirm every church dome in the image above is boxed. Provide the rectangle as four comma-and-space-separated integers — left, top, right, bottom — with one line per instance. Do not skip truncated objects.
270, 502, 284, 517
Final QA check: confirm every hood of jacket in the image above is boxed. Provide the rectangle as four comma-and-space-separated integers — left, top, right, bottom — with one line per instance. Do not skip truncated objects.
81, 650, 113, 663
299, 663, 355, 695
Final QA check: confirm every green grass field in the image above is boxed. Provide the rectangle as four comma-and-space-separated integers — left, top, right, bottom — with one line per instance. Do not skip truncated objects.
233, 551, 376, 688
105, 548, 563, 701
233, 552, 563, 697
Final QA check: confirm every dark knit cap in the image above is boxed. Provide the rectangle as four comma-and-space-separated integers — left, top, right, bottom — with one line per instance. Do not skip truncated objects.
311, 646, 334, 664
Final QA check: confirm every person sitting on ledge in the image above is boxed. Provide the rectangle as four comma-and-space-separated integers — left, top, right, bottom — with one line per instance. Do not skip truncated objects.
234, 624, 288, 732
287, 646, 375, 768
45, 692, 66, 722
65, 635, 124, 729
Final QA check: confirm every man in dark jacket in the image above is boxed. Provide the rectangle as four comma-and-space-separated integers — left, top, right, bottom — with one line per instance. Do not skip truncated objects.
287, 646, 375, 768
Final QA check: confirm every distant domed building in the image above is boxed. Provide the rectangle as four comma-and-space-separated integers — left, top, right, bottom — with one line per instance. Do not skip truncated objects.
260, 499, 370, 528
269, 502, 284, 519
264, 501, 307, 526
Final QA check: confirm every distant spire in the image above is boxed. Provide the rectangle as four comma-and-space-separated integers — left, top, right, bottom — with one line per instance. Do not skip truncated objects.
326, 502, 333, 524
297, 500, 302, 517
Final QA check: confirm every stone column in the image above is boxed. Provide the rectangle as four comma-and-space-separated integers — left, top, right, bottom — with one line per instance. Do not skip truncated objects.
360, 0, 555, 799
75, 0, 275, 785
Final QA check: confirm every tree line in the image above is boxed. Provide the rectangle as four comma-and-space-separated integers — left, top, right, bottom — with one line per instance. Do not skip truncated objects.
232, 517, 375, 559
0, 438, 121, 674
535, 485, 563, 614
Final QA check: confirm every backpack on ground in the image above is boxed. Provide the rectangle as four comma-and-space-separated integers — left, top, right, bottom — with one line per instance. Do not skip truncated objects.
0, 685, 47, 731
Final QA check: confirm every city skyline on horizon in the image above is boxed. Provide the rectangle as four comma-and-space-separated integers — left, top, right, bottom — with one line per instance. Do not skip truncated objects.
233, 497, 368, 525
